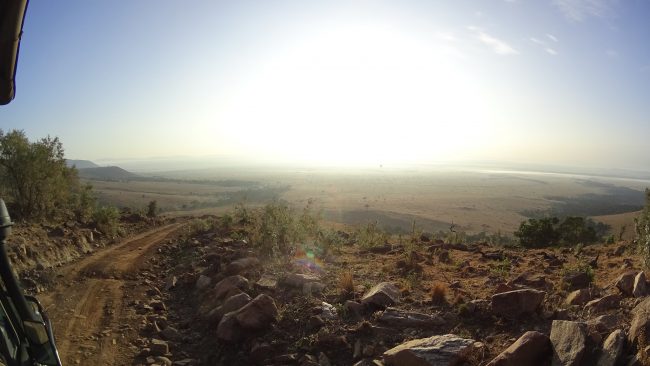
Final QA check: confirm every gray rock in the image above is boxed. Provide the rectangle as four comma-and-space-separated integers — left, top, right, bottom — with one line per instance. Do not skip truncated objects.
149, 338, 169, 356
361, 282, 400, 307
256, 274, 278, 290
225, 257, 259, 275
491, 289, 545, 318
585, 294, 620, 314
216, 294, 278, 341
596, 329, 624, 366
209, 292, 251, 322
213, 275, 249, 301
550, 320, 587, 366
615, 270, 639, 296
378, 307, 446, 328
383, 334, 482, 366
486, 331, 551, 366
284, 273, 321, 288
628, 297, 650, 348
633, 272, 648, 298
587, 314, 620, 334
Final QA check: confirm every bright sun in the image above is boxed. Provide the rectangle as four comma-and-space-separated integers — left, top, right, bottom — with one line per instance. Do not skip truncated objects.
214, 23, 489, 166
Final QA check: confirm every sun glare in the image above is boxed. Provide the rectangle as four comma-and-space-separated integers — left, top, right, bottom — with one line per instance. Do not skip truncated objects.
215, 23, 489, 166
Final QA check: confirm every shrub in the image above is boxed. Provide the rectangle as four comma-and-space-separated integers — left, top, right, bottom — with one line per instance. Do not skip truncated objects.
515, 216, 602, 248
147, 200, 158, 218
355, 221, 387, 249
338, 271, 354, 294
93, 206, 120, 236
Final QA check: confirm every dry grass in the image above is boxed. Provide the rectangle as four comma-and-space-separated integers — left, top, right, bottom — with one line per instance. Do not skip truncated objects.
431, 282, 448, 305
338, 271, 355, 294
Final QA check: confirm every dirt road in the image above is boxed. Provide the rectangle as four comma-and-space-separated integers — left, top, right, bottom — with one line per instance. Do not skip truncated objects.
40, 223, 184, 366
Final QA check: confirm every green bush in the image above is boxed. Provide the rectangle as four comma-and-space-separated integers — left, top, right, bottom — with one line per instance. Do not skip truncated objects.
147, 200, 158, 218
93, 206, 120, 236
354, 221, 387, 249
515, 216, 602, 248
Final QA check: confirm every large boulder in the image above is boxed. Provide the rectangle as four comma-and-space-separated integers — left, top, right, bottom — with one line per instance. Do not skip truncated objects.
628, 297, 650, 348
216, 294, 278, 341
486, 331, 551, 366
283, 273, 321, 288
563, 272, 591, 291
596, 329, 624, 366
615, 270, 639, 296
549, 320, 587, 366
207, 292, 251, 322
361, 282, 400, 307
383, 334, 483, 366
491, 289, 545, 318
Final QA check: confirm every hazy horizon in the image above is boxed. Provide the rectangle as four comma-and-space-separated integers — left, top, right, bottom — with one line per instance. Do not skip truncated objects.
1, 0, 650, 170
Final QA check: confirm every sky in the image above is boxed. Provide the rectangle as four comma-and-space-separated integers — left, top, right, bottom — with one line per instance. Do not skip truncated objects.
0, 0, 649, 170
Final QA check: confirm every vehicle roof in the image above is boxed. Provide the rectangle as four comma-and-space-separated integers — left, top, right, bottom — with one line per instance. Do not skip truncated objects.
0, 0, 29, 105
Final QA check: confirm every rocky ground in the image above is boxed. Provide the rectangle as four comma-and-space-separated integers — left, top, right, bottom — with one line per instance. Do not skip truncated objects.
118, 218, 650, 366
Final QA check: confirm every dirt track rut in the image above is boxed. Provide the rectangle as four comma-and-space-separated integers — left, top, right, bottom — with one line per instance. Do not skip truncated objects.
39, 223, 183, 366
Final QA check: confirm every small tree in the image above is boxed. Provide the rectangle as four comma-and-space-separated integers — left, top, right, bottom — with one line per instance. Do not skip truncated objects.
514, 217, 560, 248
0, 129, 78, 221
147, 200, 158, 218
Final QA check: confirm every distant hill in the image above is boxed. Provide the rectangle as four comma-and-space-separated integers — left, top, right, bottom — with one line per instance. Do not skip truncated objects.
78, 166, 140, 181
66, 159, 100, 169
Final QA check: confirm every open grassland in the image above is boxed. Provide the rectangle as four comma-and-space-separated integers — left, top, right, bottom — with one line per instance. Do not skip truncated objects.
87, 167, 649, 235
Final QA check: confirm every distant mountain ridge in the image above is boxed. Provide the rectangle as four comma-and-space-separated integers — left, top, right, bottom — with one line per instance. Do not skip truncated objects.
66, 159, 100, 169
78, 166, 140, 181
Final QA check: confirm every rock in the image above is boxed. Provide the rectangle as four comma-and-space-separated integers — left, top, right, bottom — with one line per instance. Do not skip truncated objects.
633, 272, 647, 298
628, 297, 650, 348
587, 314, 621, 334
307, 315, 325, 332
213, 275, 249, 301
149, 339, 169, 356
509, 272, 549, 289
563, 272, 591, 290
320, 302, 338, 320
361, 282, 400, 307
164, 276, 177, 291
159, 326, 180, 341
491, 289, 545, 318
564, 289, 593, 306
614, 271, 638, 296
345, 300, 364, 317
378, 307, 446, 328
549, 320, 587, 366
284, 273, 321, 288
150, 300, 166, 312
383, 334, 482, 366
155, 356, 172, 366
303, 281, 326, 296
318, 352, 331, 366
256, 274, 278, 290
216, 294, 278, 341
486, 331, 551, 366
209, 292, 251, 322
250, 342, 272, 364
585, 295, 620, 314
225, 257, 259, 275
596, 329, 624, 366
195, 275, 211, 290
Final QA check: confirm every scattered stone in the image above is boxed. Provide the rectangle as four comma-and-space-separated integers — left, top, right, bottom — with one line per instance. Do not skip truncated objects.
633, 272, 648, 298
509, 272, 549, 289
549, 320, 587, 366
195, 275, 211, 290
361, 282, 400, 308
486, 331, 551, 366
378, 307, 446, 328
615, 271, 638, 296
303, 281, 326, 296
213, 275, 249, 301
563, 272, 591, 291
318, 352, 331, 366
564, 289, 593, 306
596, 329, 624, 366
149, 339, 169, 357
585, 295, 620, 314
225, 257, 259, 275
383, 334, 482, 366
345, 300, 364, 317
321, 302, 338, 320
216, 294, 278, 341
587, 314, 620, 334
307, 315, 325, 332
209, 292, 251, 322
491, 289, 545, 318
256, 274, 278, 290
284, 273, 321, 288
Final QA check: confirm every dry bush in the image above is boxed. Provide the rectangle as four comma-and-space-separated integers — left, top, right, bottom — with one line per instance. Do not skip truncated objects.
431, 282, 448, 305
338, 271, 354, 294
